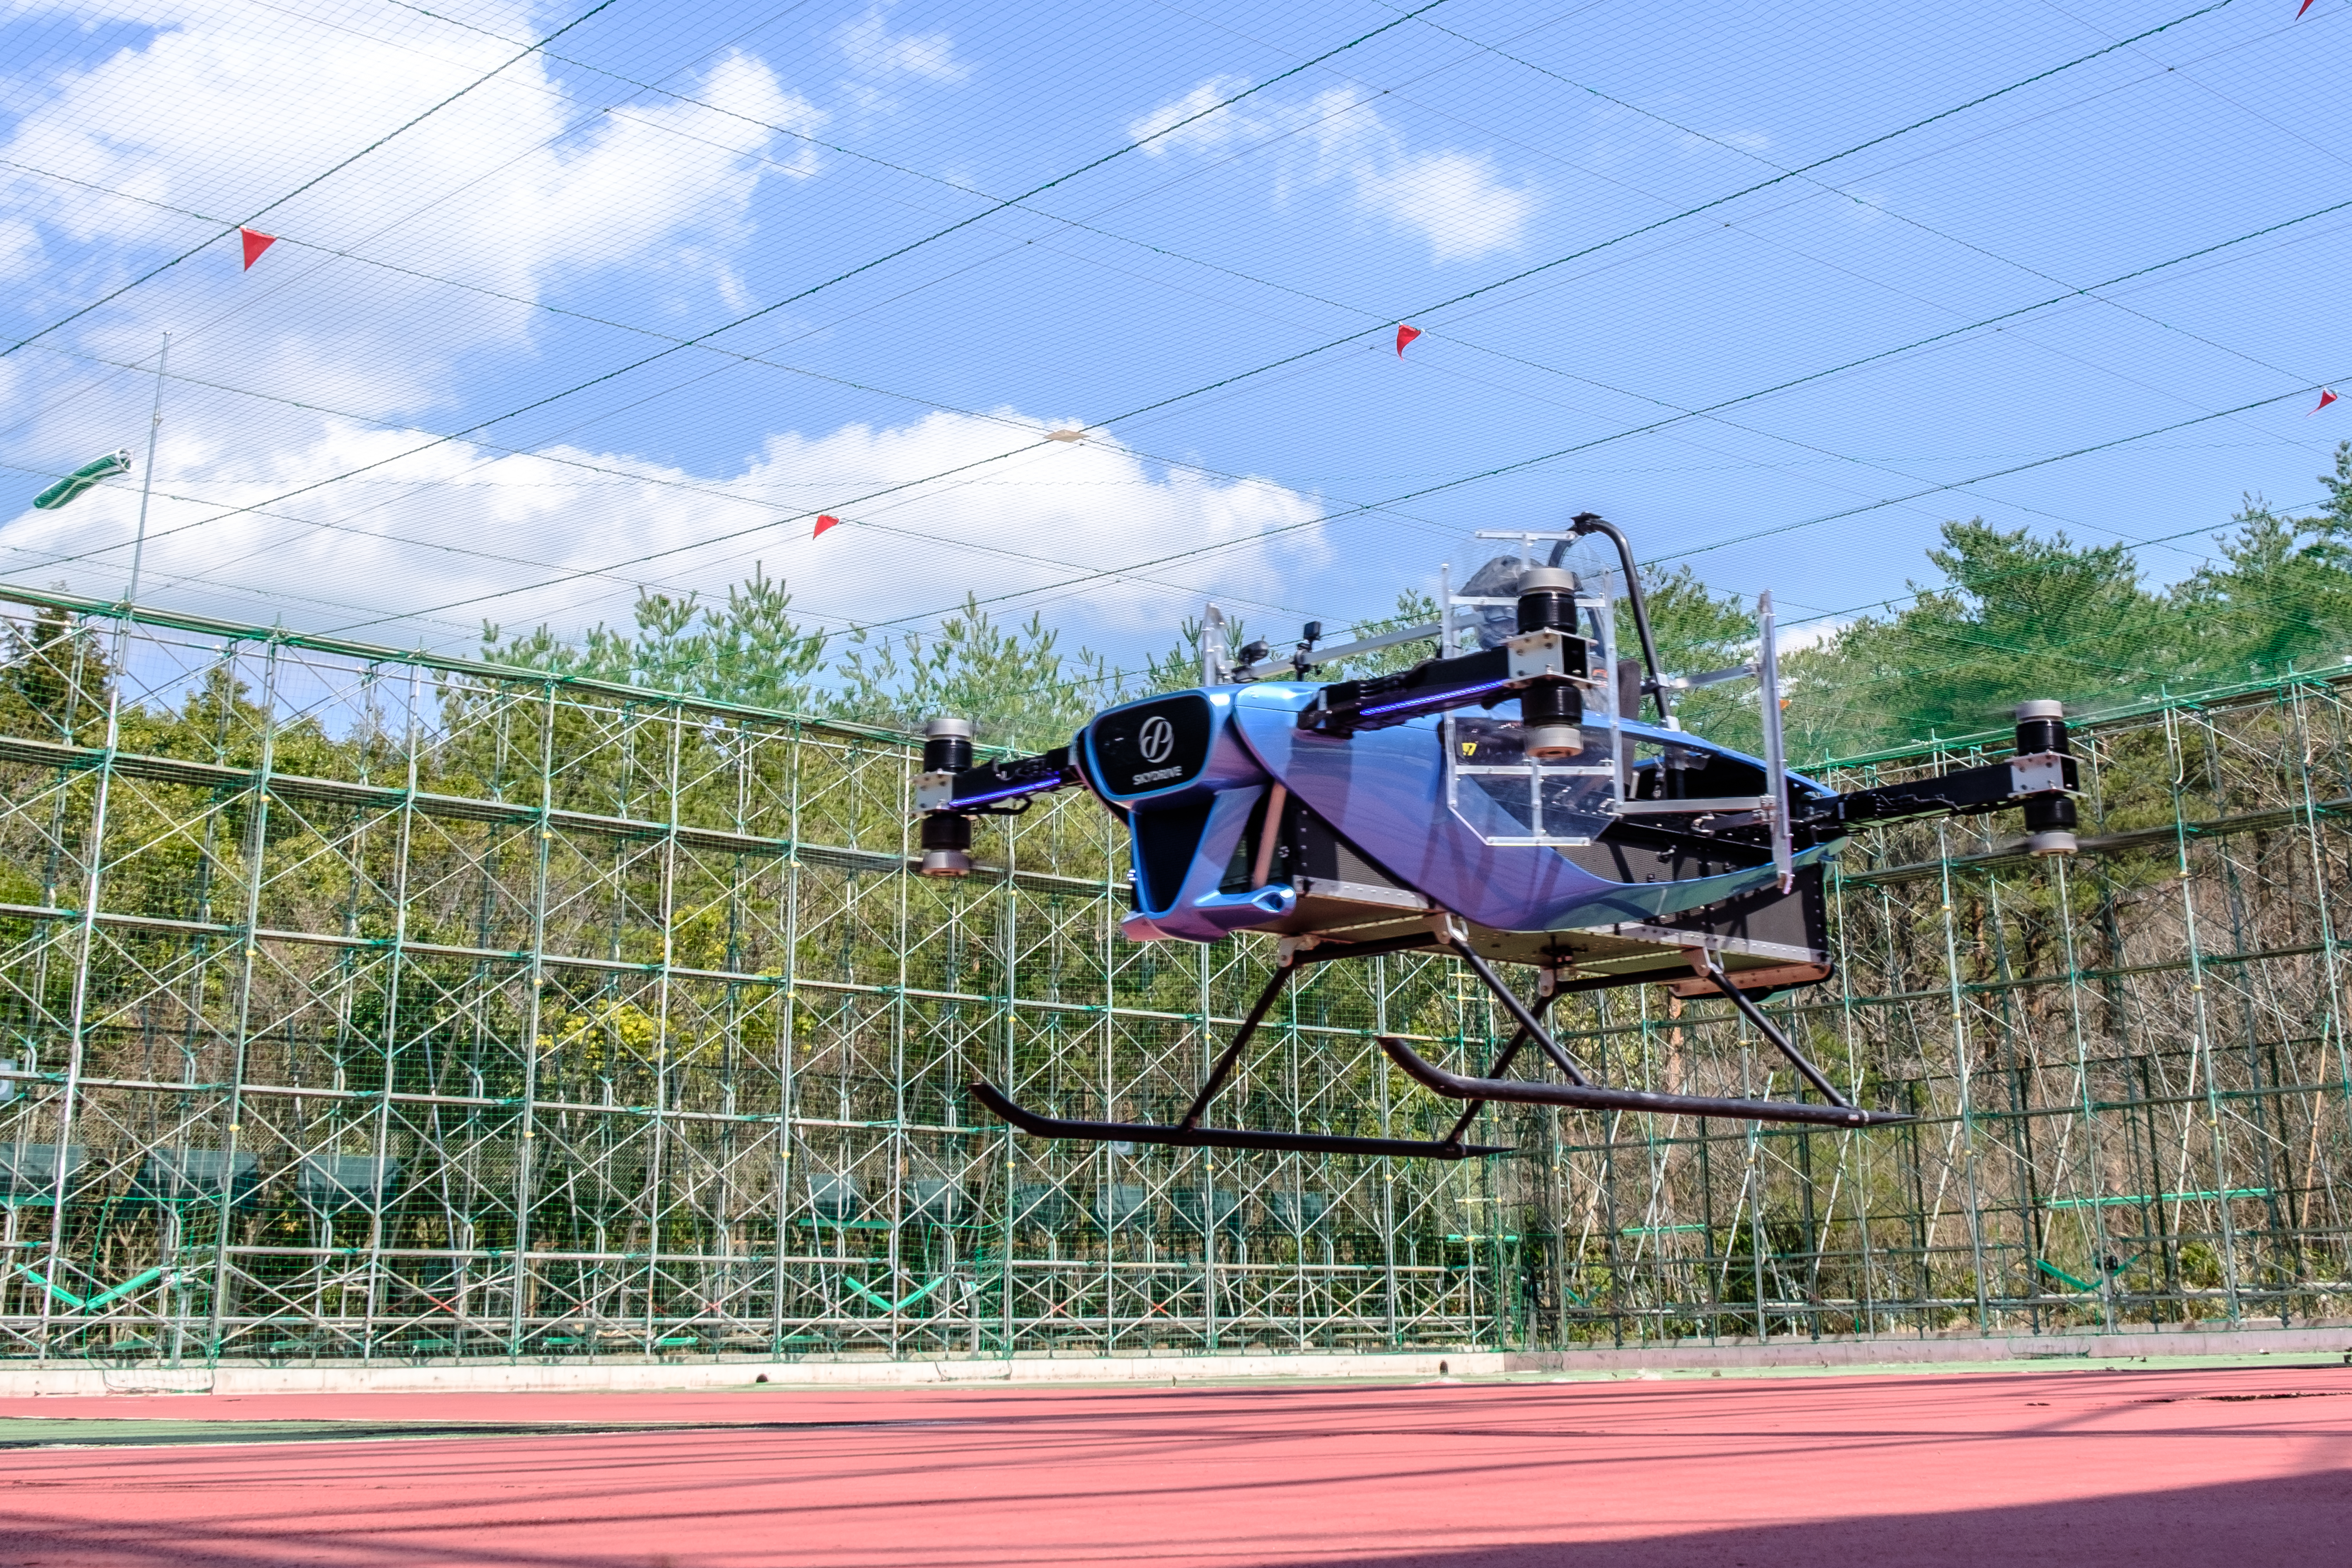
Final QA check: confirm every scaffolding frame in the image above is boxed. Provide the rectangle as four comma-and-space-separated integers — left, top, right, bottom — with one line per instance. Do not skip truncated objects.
0, 588, 2345, 1366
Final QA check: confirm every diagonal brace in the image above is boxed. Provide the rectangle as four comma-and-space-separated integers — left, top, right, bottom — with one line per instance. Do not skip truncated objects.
1688, 949, 1851, 1107
1440, 984, 1564, 1146
1443, 933, 1590, 1086
1179, 961, 1295, 1128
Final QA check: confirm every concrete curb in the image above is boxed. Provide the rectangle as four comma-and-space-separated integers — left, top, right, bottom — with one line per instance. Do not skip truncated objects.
5, 1325, 2347, 1398
1506, 1323, 2352, 1374
0, 1350, 1507, 1397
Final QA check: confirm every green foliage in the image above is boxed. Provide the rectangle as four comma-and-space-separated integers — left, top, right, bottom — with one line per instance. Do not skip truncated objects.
833, 594, 1115, 752
1323, 590, 1443, 679
471, 445, 2352, 765
1626, 563, 1759, 746
1137, 610, 1243, 695
1138, 591, 1434, 694
482, 566, 828, 715
1791, 520, 2174, 756
2174, 457, 2352, 682
1633, 564, 1755, 671
2, 603, 87, 739
1781, 445, 2352, 757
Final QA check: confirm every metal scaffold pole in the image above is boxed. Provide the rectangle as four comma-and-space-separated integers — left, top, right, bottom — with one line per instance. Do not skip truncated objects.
3, 586, 2351, 1363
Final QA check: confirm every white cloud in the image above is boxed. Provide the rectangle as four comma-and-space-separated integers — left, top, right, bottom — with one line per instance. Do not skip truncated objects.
0, 215, 36, 281
836, 7, 971, 84
0, 2, 821, 415
519, 52, 821, 272
1128, 76, 1253, 150
0, 6, 1317, 657
1348, 148, 1535, 265
1130, 81, 1536, 263
0, 407, 1327, 651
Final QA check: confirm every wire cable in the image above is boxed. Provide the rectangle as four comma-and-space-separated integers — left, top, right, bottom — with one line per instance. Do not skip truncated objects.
11, 0, 2281, 649
0, 0, 630, 360
340, 183, 2352, 639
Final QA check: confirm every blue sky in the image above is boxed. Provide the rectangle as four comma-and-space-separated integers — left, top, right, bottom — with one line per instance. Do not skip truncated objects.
3, 0, 2348, 677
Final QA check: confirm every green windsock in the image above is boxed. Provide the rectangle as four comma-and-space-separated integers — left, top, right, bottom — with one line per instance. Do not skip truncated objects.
31, 449, 132, 510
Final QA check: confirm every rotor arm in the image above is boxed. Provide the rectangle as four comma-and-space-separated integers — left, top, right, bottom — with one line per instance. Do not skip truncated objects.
917, 747, 1082, 812
1297, 630, 1590, 739
913, 717, 1084, 878
1802, 700, 2082, 855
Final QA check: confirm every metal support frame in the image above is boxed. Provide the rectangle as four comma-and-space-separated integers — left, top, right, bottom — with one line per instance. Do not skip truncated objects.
1379, 931, 1909, 1130
0, 584, 2348, 1362
971, 947, 1508, 1160
1688, 950, 1851, 1108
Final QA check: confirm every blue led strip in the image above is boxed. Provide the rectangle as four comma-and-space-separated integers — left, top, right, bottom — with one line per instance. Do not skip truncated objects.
952, 781, 1050, 808
1358, 678, 1514, 719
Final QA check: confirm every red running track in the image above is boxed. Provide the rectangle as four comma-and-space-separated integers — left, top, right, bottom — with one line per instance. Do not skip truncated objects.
2, 1365, 2348, 1566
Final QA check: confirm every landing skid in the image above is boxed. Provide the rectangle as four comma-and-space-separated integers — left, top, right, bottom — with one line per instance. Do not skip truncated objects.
1379, 1041, 1907, 1129
966, 922, 1908, 1159
967, 933, 1508, 1159
966, 1083, 1505, 1160
1398, 930, 1911, 1129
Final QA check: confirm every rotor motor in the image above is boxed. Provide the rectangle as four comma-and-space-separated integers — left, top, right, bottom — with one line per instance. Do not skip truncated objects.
920, 716, 975, 877
2013, 699, 2078, 857
1514, 565, 1585, 759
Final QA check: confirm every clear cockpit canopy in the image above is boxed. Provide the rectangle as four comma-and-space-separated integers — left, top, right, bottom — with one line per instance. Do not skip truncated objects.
1443, 532, 1626, 848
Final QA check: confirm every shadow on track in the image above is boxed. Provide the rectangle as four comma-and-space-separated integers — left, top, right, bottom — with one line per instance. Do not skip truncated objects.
1277, 1472, 2350, 1568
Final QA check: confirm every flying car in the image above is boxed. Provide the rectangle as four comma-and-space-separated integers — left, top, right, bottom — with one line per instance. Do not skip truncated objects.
915, 515, 2080, 1159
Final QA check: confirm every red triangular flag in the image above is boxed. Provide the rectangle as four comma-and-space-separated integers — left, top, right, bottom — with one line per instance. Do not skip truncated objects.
813, 514, 840, 538
1395, 324, 1422, 356
2299, 0, 2316, 16
2312, 388, 2338, 415
240, 228, 276, 269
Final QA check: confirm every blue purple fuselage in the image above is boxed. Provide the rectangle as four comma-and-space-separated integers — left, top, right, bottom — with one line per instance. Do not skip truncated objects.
1093, 683, 1834, 946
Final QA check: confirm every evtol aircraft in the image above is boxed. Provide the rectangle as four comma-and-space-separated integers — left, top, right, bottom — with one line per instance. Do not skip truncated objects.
913, 517, 2080, 1158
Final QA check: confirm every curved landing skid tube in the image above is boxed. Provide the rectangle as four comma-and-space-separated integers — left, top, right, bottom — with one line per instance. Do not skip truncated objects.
1377, 1038, 1909, 1129
1410, 931, 1913, 1130
965, 1081, 1506, 1160
965, 931, 1510, 1160
966, 922, 1909, 1157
